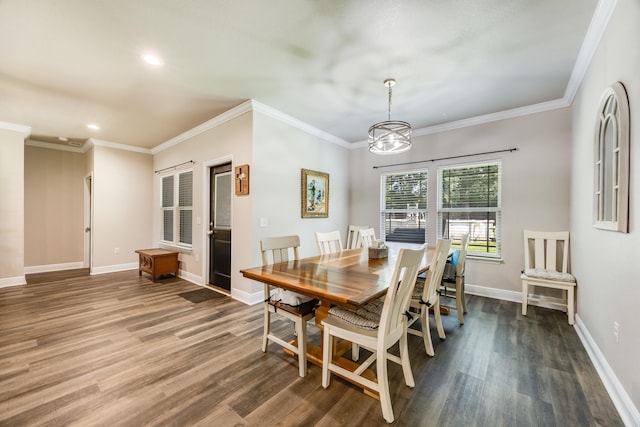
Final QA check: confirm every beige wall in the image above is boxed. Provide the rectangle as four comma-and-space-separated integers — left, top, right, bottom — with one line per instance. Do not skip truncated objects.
570, 0, 640, 415
0, 128, 25, 284
92, 145, 154, 270
349, 108, 572, 295
152, 111, 253, 298
24, 145, 85, 267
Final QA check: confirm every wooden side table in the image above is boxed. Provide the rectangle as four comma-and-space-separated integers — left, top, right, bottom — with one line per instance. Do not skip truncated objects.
135, 249, 179, 282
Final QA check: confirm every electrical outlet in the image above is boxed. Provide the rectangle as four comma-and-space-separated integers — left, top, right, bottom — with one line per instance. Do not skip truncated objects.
195, 253, 199, 262
260, 217, 268, 227
114, 247, 120, 254
613, 321, 620, 343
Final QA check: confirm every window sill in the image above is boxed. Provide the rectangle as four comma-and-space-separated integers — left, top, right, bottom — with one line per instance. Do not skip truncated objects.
467, 255, 503, 264
158, 243, 193, 255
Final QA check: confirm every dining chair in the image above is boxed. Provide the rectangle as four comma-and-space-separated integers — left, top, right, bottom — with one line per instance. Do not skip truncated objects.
521, 230, 576, 325
321, 245, 426, 424
260, 235, 317, 377
356, 227, 377, 248
346, 224, 369, 249
407, 239, 451, 356
315, 230, 343, 254
440, 233, 470, 325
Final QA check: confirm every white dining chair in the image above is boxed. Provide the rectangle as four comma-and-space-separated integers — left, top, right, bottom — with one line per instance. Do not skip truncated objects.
260, 235, 317, 377
346, 225, 369, 249
321, 245, 426, 423
408, 239, 451, 356
440, 233, 470, 325
315, 230, 343, 254
356, 227, 377, 248
521, 230, 576, 324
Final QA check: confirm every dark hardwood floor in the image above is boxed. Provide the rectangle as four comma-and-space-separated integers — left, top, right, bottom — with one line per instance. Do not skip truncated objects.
0, 270, 623, 426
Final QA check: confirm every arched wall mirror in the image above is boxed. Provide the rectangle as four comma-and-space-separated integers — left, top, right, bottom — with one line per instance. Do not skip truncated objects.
593, 81, 630, 233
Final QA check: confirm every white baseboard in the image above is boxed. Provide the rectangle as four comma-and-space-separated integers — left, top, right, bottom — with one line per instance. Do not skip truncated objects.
24, 262, 84, 274
0, 276, 26, 288
466, 283, 567, 311
90, 262, 138, 275
179, 270, 203, 286
574, 315, 640, 427
232, 287, 263, 305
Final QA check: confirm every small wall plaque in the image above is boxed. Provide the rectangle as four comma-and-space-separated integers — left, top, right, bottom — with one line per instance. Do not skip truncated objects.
235, 164, 250, 195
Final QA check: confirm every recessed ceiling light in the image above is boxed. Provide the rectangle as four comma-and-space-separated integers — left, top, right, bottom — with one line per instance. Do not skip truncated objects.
143, 54, 162, 66
87, 123, 100, 130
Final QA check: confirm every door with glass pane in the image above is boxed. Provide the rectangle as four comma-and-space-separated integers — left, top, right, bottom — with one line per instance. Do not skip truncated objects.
208, 163, 232, 291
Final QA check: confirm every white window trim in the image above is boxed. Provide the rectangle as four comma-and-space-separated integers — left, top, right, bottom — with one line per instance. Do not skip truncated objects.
160, 169, 193, 249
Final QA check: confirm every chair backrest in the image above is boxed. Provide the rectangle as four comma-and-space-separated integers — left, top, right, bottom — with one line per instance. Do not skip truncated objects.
260, 235, 300, 265
346, 225, 369, 249
356, 228, 377, 248
523, 230, 570, 273
456, 233, 470, 277
315, 230, 343, 254
378, 245, 427, 344
422, 239, 452, 303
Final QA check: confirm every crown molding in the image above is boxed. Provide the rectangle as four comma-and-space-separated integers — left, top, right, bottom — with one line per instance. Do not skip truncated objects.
25, 139, 85, 153
151, 100, 254, 154
0, 121, 31, 138
89, 138, 152, 154
564, 0, 617, 103
251, 100, 351, 148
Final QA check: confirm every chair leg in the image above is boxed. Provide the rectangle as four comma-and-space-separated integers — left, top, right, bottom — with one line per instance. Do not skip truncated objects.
421, 307, 435, 357
376, 351, 394, 423
461, 278, 468, 314
434, 299, 446, 340
352, 343, 360, 361
321, 327, 332, 388
262, 304, 270, 352
567, 288, 575, 325
455, 277, 465, 325
296, 318, 308, 377
521, 280, 528, 316
399, 331, 415, 388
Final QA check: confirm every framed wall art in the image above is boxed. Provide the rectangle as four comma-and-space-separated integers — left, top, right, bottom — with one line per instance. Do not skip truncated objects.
301, 168, 329, 218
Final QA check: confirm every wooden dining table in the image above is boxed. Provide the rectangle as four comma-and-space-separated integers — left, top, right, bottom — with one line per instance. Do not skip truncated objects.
240, 243, 431, 396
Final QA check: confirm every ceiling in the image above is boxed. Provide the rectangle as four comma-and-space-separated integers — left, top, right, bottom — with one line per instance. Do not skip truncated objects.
0, 0, 601, 150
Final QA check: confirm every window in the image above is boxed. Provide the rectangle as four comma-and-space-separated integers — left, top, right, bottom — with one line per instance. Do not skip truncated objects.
438, 162, 501, 258
161, 170, 193, 246
380, 170, 427, 243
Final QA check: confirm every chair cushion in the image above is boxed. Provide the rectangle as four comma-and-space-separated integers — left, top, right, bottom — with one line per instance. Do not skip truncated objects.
521, 268, 576, 283
272, 288, 314, 306
328, 298, 384, 330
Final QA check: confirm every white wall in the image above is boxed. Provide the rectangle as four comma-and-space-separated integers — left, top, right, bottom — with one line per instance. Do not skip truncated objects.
251, 111, 350, 262
152, 110, 253, 299
349, 108, 572, 295
570, 0, 640, 419
92, 145, 154, 271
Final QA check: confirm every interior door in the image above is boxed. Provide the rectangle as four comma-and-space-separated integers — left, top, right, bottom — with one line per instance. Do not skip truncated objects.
208, 163, 232, 291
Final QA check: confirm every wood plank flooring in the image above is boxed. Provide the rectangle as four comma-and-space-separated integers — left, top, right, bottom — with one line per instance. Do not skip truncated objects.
0, 270, 624, 426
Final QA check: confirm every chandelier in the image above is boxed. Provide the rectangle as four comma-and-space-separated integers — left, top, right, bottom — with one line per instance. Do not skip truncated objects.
368, 78, 412, 154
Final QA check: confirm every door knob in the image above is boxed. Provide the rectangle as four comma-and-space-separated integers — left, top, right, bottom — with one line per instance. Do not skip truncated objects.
85, 227, 91, 232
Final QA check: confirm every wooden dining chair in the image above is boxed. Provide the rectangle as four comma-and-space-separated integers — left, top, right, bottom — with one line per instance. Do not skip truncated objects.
260, 235, 317, 377
440, 233, 470, 325
408, 239, 451, 356
315, 230, 343, 254
356, 227, 377, 248
321, 245, 426, 424
521, 230, 576, 325
346, 224, 369, 249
